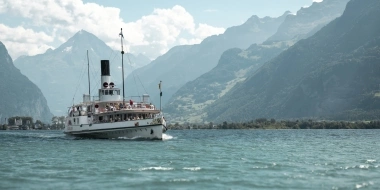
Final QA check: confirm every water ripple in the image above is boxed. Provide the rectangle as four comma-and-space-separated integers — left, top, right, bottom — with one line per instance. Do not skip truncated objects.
1, 130, 380, 189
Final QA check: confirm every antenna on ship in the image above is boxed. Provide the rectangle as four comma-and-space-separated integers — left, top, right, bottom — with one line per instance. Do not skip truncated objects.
119, 28, 125, 105
87, 50, 91, 98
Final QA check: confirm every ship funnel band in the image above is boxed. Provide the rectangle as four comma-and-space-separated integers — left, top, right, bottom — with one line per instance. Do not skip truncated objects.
101, 60, 110, 76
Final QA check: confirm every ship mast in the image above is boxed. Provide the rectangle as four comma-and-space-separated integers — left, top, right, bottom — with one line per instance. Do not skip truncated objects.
119, 28, 125, 105
87, 50, 90, 98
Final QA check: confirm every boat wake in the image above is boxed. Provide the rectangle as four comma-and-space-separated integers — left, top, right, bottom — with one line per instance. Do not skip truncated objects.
114, 135, 173, 141
163, 133, 173, 140
1, 131, 68, 141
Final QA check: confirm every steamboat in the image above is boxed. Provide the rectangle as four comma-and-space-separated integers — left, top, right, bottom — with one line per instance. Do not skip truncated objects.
64, 29, 166, 140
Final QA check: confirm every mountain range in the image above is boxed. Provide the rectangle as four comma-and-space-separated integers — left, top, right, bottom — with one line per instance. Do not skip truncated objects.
206, 0, 380, 123
5, 0, 375, 124
123, 12, 290, 106
0, 42, 52, 123
165, 0, 350, 123
14, 30, 150, 115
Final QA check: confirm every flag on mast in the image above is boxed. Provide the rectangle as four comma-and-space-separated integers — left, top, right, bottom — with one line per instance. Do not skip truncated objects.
159, 81, 162, 96
119, 29, 124, 38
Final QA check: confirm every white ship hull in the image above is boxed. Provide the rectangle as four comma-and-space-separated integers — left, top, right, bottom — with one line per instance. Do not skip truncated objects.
64, 121, 164, 140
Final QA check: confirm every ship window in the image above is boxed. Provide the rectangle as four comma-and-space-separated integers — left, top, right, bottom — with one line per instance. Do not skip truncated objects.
105, 90, 109, 95
117, 90, 120, 95
110, 90, 113, 95
99, 116, 103, 121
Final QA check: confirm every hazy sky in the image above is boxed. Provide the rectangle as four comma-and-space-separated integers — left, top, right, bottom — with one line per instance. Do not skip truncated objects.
0, 0, 322, 60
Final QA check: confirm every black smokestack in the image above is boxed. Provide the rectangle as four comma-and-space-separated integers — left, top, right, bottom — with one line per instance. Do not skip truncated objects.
101, 60, 110, 76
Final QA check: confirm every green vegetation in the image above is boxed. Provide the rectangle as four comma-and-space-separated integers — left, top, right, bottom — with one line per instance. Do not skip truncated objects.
168, 119, 380, 130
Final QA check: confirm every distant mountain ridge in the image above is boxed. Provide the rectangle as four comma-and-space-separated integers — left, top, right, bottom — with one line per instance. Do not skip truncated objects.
265, 0, 349, 43
124, 12, 290, 106
164, 0, 349, 123
206, 0, 380, 122
14, 30, 150, 115
0, 42, 53, 123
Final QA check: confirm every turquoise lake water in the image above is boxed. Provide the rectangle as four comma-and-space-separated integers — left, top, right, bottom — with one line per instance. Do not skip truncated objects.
1, 130, 379, 189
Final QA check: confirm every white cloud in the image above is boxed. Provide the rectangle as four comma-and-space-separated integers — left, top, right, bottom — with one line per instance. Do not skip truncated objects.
0, 0, 225, 60
123, 5, 197, 58
0, 1, 6, 13
303, 0, 323, 9
193, 23, 225, 39
0, 24, 54, 59
179, 38, 202, 46
179, 23, 225, 45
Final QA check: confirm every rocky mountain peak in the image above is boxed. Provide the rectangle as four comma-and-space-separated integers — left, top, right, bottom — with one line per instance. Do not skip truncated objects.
55, 29, 107, 54
0, 42, 12, 65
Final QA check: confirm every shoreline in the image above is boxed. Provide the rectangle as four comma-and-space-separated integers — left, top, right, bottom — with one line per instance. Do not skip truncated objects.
168, 120, 380, 130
